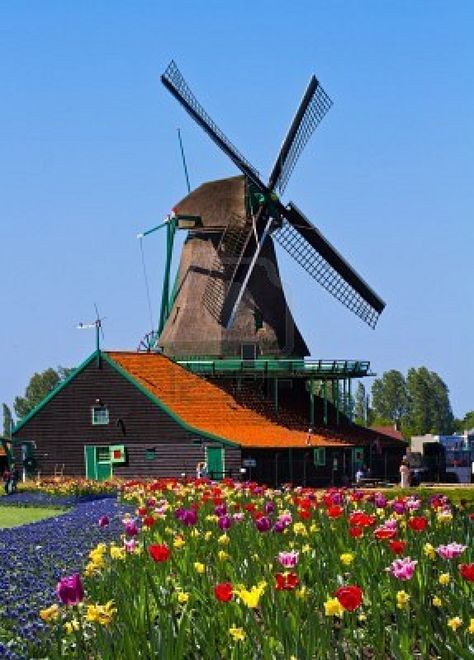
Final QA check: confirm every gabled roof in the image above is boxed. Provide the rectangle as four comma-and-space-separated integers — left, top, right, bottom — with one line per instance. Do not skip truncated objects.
371, 425, 405, 442
105, 351, 350, 449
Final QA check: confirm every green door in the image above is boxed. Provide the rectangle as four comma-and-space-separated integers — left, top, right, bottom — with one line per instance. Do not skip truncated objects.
206, 447, 224, 480
84, 446, 112, 481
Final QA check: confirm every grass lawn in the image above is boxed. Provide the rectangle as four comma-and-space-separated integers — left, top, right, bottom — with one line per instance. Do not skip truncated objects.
0, 506, 65, 528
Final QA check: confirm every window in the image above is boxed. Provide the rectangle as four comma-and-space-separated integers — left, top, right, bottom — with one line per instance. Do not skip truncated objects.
92, 406, 109, 425
254, 309, 263, 332
96, 446, 110, 463
314, 448, 326, 467
241, 343, 257, 360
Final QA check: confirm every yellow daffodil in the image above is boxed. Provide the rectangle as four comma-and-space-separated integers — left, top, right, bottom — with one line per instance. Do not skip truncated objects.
39, 604, 59, 622
173, 536, 185, 549
340, 552, 354, 566
423, 543, 436, 560
86, 601, 116, 626
439, 573, 450, 586
396, 590, 410, 609
358, 613, 367, 622
177, 592, 189, 604
64, 619, 80, 634
301, 543, 311, 554
295, 586, 307, 600
218, 534, 230, 545
309, 523, 319, 533
234, 584, 265, 608
468, 619, 474, 635
229, 626, 246, 641
447, 616, 462, 632
436, 510, 453, 524
110, 545, 125, 561
191, 529, 200, 538
218, 550, 229, 561
432, 596, 442, 608
194, 562, 205, 574
204, 531, 212, 541
293, 522, 307, 536
324, 597, 344, 618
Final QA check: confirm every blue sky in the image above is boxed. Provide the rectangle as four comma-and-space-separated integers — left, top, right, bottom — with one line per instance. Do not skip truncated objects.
1, 1, 473, 418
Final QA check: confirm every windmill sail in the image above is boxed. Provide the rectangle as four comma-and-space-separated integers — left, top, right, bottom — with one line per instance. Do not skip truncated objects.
274, 203, 385, 328
268, 76, 332, 194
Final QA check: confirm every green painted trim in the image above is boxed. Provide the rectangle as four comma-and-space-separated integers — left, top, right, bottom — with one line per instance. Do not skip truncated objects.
102, 353, 240, 449
13, 352, 99, 434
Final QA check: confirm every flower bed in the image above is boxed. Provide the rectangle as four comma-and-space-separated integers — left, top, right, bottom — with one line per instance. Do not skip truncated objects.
36, 480, 474, 659
18, 477, 120, 500
0, 496, 132, 659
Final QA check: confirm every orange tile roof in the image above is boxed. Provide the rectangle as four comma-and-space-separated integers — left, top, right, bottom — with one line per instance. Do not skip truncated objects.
106, 352, 351, 449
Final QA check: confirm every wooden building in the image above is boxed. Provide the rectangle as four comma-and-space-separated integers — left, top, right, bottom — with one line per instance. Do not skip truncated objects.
12, 350, 405, 486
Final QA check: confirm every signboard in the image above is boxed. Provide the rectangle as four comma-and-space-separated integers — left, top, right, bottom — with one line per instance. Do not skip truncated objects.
243, 458, 256, 468
110, 445, 126, 464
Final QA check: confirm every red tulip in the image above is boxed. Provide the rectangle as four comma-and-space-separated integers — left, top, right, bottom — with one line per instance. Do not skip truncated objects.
349, 512, 376, 528
327, 505, 344, 519
143, 515, 155, 528
459, 563, 474, 582
374, 528, 397, 540
349, 527, 363, 538
389, 540, 407, 555
335, 585, 363, 611
148, 544, 170, 562
275, 572, 300, 591
408, 516, 428, 532
214, 582, 233, 602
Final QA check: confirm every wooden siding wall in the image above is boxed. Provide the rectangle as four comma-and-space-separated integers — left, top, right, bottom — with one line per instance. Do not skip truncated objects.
242, 446, 406, 488
13, 358, 241, 479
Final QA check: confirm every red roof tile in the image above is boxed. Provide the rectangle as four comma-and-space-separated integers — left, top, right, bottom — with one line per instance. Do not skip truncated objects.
106, 352, 351, 449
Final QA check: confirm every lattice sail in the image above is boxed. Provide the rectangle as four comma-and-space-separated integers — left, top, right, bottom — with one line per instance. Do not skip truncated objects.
273, 220, 381, 328
275, 83, 332, 194
162, 61, 261, 184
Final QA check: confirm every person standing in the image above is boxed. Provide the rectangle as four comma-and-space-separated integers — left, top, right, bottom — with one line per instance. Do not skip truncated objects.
400, 459, 410, 488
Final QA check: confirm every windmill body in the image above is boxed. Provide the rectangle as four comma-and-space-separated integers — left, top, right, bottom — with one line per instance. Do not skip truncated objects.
158, 175, 309, 359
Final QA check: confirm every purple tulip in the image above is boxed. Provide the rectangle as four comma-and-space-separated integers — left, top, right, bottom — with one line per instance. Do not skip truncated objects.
255, 516, 271, 533
176, 508, 197, 526
374, 493, 387, 508
98, 515, 110, 527
124, 520, 139, 537
218, 515, 232, 530
273, 520, 286, 533
56, 574, 84, 605
392, 500, 406, 515
214, 504, 227, 517
263, 501, 275, 515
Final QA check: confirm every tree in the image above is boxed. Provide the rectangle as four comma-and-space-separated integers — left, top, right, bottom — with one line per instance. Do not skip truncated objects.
453, 411, 474, 432
2, 403, 13, 437
402, 367, 454, 437
14, 366, 72, 420
371, 370, 408, 428
354, 382, 367, 425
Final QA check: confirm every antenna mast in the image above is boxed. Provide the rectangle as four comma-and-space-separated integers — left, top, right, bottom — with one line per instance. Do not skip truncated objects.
177, 128, 191, 193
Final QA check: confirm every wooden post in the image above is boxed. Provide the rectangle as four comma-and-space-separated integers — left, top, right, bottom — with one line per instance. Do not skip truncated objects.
323, 381, 328, 426
309, 379, 314, 427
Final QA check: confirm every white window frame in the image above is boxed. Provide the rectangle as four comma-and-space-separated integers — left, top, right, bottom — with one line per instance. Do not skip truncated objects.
91, 406, 109, 426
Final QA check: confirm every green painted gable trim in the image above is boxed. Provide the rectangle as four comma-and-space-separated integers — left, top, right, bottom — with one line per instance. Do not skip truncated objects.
102, 353, 240, 449
12, 352, 99, 435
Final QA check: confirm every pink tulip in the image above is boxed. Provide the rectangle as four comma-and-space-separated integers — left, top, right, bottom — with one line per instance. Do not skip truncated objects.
436, 543, 467, 560
277, 550, 299, 568
98, 515, 109, 527
387, 557, 417, 581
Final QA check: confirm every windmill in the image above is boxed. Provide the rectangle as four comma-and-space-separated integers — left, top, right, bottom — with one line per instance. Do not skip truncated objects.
148, 61, 385, 359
